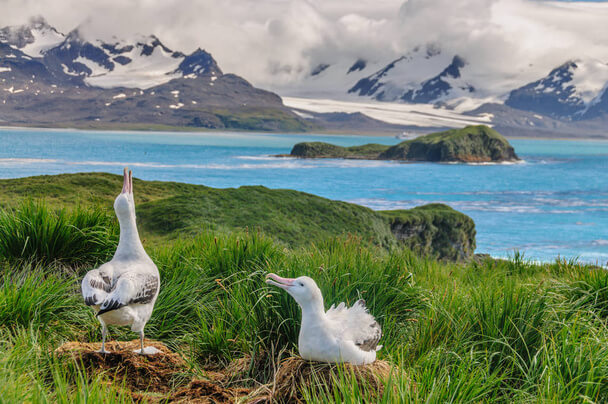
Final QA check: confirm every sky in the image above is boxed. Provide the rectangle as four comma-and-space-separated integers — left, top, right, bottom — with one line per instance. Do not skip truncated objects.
0, 0, 607, 91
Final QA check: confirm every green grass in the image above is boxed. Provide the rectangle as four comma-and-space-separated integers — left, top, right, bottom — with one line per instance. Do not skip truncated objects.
290, 142, 389, 159
0, 184, 606, 402
213, 107, 314, 132
0, 174, 474, 261
0, 200, 118, 267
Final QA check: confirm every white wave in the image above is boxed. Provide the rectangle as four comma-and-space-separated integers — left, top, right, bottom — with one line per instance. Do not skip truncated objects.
235, 155, 279, 160
0, 158, 59, 165
67, 160, 318, 170
348, 196, 600, 214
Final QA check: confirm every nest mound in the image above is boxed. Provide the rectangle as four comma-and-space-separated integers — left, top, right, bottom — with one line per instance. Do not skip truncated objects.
168, 379, 251, 403
56, 340, 254, 402
56, 339, 190, 394
266, 357, 402, 403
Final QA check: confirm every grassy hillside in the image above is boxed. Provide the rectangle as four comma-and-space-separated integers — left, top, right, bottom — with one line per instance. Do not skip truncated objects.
0, 173, 474, 259
289, 125, 519, 162
0, 209, 605, 402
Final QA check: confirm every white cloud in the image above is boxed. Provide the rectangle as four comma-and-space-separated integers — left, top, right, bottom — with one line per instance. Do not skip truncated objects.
0, 0, 607, 94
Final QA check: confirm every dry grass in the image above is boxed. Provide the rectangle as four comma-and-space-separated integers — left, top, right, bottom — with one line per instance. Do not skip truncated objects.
55, 339, 256, 403
55, 339, 189, 394
257, 356, 402, 403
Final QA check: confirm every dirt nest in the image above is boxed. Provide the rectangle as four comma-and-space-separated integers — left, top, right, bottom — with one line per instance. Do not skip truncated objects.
55, 339, 189, 394
261, 356, 402, 403
168, 379, 251, 403
55, 339, 253, 403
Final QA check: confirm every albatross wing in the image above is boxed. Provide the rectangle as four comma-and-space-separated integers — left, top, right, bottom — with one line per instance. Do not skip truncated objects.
326, 299, 382, 352
82, 268, 113, 306
96, 272, 159, 316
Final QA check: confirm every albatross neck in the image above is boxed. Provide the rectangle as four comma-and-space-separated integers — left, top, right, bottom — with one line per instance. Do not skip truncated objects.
300, 297, 327, 326
115, 211, 147, 259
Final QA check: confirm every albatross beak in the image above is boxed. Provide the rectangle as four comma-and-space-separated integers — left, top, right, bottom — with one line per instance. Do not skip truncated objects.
266, 273, 295, 290
121, 167, 133, 195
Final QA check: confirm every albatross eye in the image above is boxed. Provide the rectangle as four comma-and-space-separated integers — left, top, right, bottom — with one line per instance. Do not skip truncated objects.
299, 282, 304, 287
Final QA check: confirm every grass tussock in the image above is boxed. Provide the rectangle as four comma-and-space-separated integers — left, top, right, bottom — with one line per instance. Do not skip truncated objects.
0, 200, 118, 267
0, 201, 606, 402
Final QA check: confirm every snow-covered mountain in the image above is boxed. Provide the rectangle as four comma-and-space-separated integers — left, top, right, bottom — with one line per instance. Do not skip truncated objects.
505, 59, 608, 119
0, 17, 64, 57
282, 44, 484, 110
348, 46, 476, 105
2, 17, 608, 135
278, 42, 608, 126
0, 18, 305, 132
0, 17, 221, 90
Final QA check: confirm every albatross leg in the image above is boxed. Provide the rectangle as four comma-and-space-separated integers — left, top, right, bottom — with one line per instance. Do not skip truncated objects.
133, 330, 161, 355
96, 319, 109, 354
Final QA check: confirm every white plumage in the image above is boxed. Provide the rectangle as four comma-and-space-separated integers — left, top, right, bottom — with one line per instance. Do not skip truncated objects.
81, 168, 160, 355
266, 274, 382, 365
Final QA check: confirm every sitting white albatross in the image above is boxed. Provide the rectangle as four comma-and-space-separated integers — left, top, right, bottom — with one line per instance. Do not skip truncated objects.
82, 168, 160, 355
266, 273, 382, 365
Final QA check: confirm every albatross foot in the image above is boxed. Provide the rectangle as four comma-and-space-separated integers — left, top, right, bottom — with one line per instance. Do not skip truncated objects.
133, 346, 161, 355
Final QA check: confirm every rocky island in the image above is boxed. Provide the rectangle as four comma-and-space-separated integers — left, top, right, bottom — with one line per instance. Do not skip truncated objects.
286, 125, 520, 163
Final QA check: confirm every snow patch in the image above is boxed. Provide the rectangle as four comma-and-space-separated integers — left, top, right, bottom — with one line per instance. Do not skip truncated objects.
112, 93, 126, 99
61, 64, 79, 76
0, 67, 11, 73
282, 96, 492, 128
569, 59, 608, 104
75, 56, 108, 76
291, 109, 314, 119
83, 41, 182, 89
20, 26, 65, 57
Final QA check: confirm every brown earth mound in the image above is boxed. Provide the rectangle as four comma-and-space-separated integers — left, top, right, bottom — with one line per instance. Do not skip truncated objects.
55, 339, 253, 403
55, 339, 187, 393
169, 379, 251, 403
261, 357, 402, 403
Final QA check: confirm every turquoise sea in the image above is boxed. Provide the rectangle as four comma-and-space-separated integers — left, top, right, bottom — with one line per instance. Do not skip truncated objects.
0, 128, 607, 264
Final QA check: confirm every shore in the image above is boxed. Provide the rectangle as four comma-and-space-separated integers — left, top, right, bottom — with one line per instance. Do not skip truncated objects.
1, 123, 607, 141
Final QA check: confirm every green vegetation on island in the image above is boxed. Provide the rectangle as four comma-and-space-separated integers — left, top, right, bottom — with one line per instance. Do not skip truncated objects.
0, 192, 606, 401
0, 173, 475, 260
288, 125, 520, 162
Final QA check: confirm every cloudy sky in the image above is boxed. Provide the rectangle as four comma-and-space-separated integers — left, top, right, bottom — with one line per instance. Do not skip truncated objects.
1, 0, 607, 90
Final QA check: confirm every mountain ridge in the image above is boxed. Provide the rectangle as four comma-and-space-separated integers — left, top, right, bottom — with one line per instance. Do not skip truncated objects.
0, 17, 310, 132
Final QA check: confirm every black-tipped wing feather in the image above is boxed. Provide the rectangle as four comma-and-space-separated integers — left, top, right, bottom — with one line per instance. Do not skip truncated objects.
96, 273, 159, 316
326, 299, 382, 352
82, 269, 112, 306
355, 321, 382, 352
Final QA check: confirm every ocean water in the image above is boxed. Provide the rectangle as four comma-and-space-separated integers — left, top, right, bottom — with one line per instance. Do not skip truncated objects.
1, 127, 607, 264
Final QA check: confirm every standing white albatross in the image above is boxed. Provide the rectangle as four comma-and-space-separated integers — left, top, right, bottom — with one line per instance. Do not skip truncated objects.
82, 168, 160, 355
266, 273, 382, 365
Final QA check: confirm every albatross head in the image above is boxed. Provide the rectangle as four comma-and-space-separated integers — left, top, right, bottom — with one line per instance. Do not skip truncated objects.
114, 167, 135, 220
266, 273, 323, 308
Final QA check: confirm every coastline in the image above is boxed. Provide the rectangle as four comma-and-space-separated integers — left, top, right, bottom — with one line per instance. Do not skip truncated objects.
1, 124, 607, 141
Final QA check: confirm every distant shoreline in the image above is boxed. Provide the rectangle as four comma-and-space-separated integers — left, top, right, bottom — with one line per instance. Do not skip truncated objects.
0, 124, 607, 141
